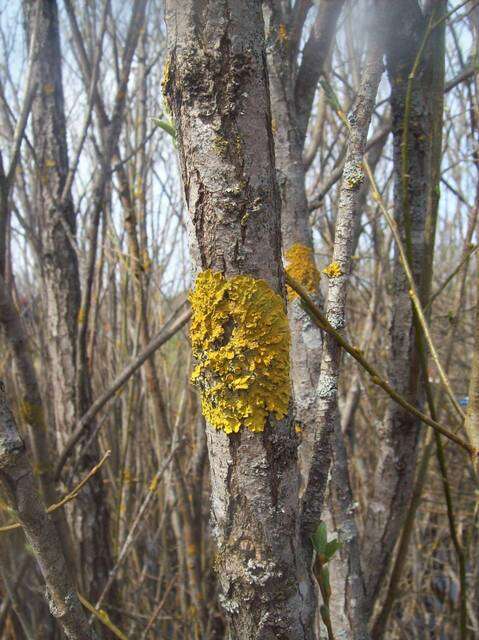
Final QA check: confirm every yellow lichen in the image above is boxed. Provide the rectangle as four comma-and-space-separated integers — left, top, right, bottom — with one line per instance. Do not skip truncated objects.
234, 134, 243, 156
213, 135, 229, 157
189, 270, 291, 434
285, 243, 321, 300
322, 261, 343, 278
344, 163, 364, 189
149, 475, 159, 492
142, 248, 152, 272
240, 212, 250, 225
278, 23, 288, 43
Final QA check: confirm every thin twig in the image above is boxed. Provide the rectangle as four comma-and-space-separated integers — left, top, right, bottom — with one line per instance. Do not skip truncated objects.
0, 451, 111, 533
285, 273, 476, 457
78, 592, 129, 640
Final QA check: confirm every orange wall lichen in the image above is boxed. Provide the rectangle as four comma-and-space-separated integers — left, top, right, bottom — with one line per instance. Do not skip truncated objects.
285, 243, 321, 300
189, 270, 291, 434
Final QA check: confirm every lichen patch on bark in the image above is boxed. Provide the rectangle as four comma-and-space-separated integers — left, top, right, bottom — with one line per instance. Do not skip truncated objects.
285, 243, 321, 300
189, 270, 291, 434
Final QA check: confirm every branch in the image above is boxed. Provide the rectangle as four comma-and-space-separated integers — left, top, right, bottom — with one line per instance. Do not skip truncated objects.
0, 382, 95, 640
294, 0, 345, 143
78, 593, 128, 640
55, 306, 191, 479
285, 274, 476, 457
0, 451, 111, 534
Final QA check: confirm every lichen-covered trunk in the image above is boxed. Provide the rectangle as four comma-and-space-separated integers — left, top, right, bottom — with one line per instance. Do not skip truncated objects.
23, 0, 112, 599
164, 2, 316, 638
362, 0, 433, 612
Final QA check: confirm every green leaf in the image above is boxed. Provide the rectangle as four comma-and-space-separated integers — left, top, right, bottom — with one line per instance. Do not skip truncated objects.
310, 522, 328, 554
151, 117, 177, 142
324, 538, 342, 560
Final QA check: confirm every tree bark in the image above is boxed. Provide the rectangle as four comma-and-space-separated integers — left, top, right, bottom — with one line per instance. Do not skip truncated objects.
23, 0, 79, 452
23, 0, 113, 601
362, 0, 434, 613
164, 2, 316, 637
0, 381, 96, 640
264, 3, 333, 490
300, 17, 386, 637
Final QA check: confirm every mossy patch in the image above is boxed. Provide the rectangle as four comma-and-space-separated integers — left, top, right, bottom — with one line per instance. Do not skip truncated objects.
189, 270, 291, 434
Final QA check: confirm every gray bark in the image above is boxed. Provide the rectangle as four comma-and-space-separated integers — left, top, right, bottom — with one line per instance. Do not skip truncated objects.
264, 2, 344, 506
294, 0, 345, 146
264, 3, 327, 490
30, 0, 151, 601
362, 0, 433, 613
300, 20, 385, 638
23, 0, 80, 453
23, 0, 115, 604
0, 381, 96, 640
164, 2, 316, 637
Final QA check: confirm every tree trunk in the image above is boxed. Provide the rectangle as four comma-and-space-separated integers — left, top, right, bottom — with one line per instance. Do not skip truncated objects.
164, 2, 316, 637
301, 18, 386, 637
0, 381, 95, 640
23, 0, 112, 601
362, 0, 434, 613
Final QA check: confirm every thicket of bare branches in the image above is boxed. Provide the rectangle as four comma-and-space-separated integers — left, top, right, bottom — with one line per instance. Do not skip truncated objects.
0, 1, 478, 638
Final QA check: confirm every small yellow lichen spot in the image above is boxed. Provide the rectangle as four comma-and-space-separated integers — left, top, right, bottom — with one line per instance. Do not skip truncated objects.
278, 23, 288, 43
149, 475, 159, 492
142, 248, 152, 272
285, 243, 320, 300
43, 83, 55, 95
295, 423, 302, 434
240, 212, 250, 226
322, 261, 342, 279
189, 270, 291, 434
44, 159, 56, 169
213, 135, 229, 157
271, 118, 278, 135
